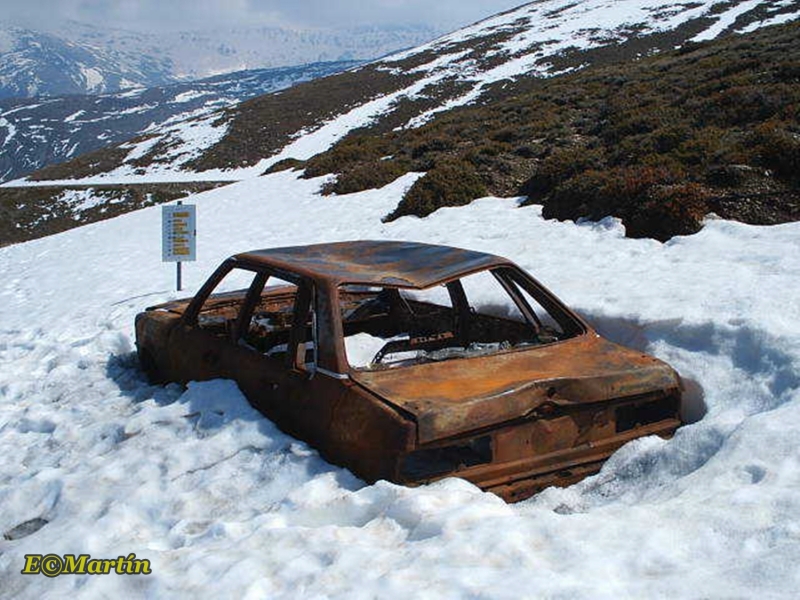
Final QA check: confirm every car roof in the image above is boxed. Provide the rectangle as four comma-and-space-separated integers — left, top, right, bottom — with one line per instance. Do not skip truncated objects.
234, 240, 510, 288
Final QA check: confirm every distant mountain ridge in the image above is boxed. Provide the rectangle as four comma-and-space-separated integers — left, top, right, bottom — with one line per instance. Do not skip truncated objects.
0, 21, 440, 99
0, 61, 360, 183
0, 24, 174, 98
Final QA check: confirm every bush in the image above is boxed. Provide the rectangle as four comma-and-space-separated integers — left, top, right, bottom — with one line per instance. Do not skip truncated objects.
410, 136, 457, 159
320, 160, 408, 195
262, 158, 305, 175
542, 164, 685, 222
748, 121, 800, 182
384, 161, 487, 221
303, 135, 390, 178
626, 183, 712, 240
519, 145, 607, 198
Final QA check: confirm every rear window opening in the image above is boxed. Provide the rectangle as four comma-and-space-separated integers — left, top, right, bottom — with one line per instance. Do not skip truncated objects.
339, 267, 583, 370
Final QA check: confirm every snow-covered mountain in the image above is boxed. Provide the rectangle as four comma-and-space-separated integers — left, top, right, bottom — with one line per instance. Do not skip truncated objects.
0, 24, 175, 98
0, 21, 440, 99
0, 60, 360, 183
58, 21, 442, 81
16, 0, 799, 182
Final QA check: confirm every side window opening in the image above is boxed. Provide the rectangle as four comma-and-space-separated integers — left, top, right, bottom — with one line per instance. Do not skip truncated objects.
196, 265, 316, 368
242, 279, 317, 371
197, 267, 264, 338
339, 268, 580, 370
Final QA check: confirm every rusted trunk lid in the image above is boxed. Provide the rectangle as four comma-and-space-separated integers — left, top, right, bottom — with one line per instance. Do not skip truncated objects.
351, 334, 680, 443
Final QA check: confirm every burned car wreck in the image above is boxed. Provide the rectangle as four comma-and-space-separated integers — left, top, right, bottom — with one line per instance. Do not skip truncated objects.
136, 240, 683, 502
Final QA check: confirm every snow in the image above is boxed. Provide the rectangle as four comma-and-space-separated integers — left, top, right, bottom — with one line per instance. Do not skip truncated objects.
738, 9, 800, 32
1, 168, 799, 597
80, 66, 106, 93
172, 90, 212, 103
55, 188, 109, 215
63, 110, 85, 123
691, 0, 765, 41
260, 69, 461, 167
344, 333, 393, 368
0, 116, 17, 145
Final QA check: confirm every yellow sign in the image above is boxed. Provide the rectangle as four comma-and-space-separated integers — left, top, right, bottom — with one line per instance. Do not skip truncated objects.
162, 204, 196, 262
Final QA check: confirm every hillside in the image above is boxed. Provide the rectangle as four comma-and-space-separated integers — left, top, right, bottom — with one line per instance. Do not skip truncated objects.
5, 0, 800, 245
0, 61, 360, 184
0, 24, 174, 98
304, 20, 800, 240
24, 0, 800, 180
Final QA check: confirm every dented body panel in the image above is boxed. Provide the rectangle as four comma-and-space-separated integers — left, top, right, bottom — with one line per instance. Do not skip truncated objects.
135, 240, 683, 502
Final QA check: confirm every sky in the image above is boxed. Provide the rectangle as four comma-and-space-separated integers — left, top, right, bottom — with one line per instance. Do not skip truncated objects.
1, 0, 526, 33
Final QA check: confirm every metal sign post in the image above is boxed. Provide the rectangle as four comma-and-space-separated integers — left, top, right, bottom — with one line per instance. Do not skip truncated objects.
162, 201, 196, 291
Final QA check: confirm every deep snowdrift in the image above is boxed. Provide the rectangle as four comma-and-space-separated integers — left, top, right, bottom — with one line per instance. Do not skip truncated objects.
1, 170, 799, 598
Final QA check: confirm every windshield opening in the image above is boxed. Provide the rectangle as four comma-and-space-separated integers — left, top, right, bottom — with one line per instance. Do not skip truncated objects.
339, 267, 581, 370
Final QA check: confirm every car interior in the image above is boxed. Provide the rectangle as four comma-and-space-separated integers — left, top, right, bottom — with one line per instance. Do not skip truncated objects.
192, 265, 583, 371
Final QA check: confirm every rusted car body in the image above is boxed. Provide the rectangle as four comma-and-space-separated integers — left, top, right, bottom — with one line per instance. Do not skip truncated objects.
136, 241, 682, 502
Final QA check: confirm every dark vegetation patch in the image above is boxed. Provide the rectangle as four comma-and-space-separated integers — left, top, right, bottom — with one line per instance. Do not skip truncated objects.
301, 21, 800, 240
29, 145, 133, 181
0, 182, 229, 246
262, 158, 306, 175
385, 160, 487, 221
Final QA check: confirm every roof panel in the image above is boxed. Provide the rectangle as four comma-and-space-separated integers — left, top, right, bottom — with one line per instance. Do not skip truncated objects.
234, 240, 508, 288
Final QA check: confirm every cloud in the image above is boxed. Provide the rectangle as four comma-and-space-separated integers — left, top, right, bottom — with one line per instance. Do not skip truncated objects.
1, 0, 525, 33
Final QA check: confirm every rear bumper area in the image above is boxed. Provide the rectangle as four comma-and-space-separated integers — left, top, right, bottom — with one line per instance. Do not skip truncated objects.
467, 418, 681, 502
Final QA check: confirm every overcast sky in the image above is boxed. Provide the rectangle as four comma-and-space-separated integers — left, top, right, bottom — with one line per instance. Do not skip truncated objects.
3, 1, 525, 33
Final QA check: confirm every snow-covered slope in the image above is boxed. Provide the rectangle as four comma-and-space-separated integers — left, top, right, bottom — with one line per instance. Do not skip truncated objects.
0, 21, 439, 99
0, 61, 359, 183
17, 0, 799, 184
1, 169, 798, 597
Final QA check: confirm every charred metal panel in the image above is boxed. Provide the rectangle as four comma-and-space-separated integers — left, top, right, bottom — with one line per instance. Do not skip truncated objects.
351, 334, 680, 443
235, 240, 508, 288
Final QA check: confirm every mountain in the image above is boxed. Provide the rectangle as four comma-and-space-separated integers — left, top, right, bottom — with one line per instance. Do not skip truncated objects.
0, 24, 174, 98
57, 21, 442, 81
0, 61, 360, 183
0, 21, 440, 98
4, 0, 800, 245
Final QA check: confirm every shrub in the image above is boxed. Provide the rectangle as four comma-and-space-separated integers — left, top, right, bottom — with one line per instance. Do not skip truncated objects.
626, 182, 712, 240
262, 158, 305, 175
320, 160, 408, 195
519, 145, 607, 198
542, 164, 685, 222
303, 135, 390, 178
410, 136, 457, 159
748, 121, 800, 182
384, 161, 487, 221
